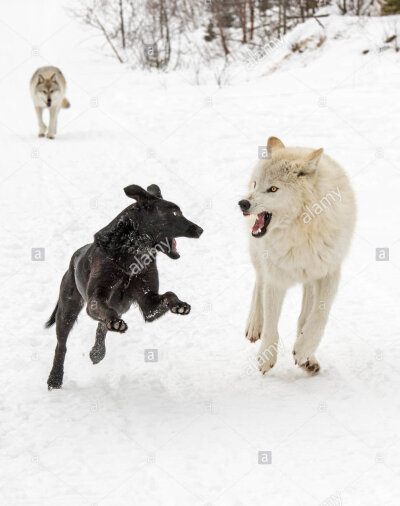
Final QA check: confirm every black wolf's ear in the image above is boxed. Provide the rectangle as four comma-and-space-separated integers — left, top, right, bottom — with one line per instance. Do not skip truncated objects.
124, 184, 151, 202
147, 184, 162, 198
37, 74, 44, 84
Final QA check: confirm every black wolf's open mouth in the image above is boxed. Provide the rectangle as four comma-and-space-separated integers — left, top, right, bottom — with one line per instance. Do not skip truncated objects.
251, 212, 272, 238
168, 238, 180, 259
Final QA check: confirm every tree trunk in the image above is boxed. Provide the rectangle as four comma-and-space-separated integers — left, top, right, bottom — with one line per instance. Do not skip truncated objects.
214, 0, 230, 55
119, 0, 126, 49
249, 0, 255, 41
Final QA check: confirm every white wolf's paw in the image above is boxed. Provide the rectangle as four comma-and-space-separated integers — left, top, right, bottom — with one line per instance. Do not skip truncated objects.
258, 343, 277, 375
245, 315, 262, 343
46, 133, 55, 140
293, 349, 320, 376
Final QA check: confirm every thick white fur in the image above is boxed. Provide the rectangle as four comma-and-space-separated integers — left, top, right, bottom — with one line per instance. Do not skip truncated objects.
244, 137, 356, 375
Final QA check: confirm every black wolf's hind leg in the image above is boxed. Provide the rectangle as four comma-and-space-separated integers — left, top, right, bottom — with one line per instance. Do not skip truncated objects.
47, 271, 84, 390
89, 323, 108, 365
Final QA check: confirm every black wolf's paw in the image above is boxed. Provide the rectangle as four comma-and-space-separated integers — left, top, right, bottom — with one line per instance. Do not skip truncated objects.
90, 345, 106, 364
47, 374, 63, 390
106, 319, 128, 333
170, 302, 191, 315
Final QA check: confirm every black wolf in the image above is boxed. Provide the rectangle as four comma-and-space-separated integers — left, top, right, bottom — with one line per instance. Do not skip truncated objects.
46, 184, 203, 390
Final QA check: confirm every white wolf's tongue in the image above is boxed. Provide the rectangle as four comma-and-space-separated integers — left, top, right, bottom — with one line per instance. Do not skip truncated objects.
252, 213, 265, 234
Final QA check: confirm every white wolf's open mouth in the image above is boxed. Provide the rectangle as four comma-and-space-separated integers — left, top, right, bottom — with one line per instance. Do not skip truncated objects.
252, 212, 272, 238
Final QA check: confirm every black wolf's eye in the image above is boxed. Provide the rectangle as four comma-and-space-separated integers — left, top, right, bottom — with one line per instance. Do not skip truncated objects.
173, 210, 181, 217
267, 186, 279, 193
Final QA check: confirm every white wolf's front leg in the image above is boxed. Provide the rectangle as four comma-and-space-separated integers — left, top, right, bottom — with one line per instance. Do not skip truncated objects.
47, 105, 60, 139
35, 107, 46, 137
297, 283, 314, 340
258, 284, 286, 374
293, 270, 340, 374
245, 277, 263, 343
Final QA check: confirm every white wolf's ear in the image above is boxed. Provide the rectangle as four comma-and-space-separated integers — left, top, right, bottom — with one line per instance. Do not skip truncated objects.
267, 136, 285, 156
50, 73, 58, 83
300, 148, 324, 175
37, 74, 44, 84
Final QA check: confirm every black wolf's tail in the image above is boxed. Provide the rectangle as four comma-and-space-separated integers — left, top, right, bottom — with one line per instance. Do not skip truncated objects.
45, 302, 59, 328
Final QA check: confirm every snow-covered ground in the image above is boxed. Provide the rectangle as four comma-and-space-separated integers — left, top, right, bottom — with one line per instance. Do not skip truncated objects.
1, 2, 400, 505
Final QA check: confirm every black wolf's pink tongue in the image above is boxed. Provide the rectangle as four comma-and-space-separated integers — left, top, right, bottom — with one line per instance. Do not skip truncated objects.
252, 213, 265, 233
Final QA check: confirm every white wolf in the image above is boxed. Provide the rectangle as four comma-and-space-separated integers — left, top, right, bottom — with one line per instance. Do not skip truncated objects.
30, 66, 70, 139
239, 137, 356, 375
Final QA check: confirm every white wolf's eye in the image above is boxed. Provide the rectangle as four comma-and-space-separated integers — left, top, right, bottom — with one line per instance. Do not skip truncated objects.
253, 181, 256, 189
267, 186, 279, 193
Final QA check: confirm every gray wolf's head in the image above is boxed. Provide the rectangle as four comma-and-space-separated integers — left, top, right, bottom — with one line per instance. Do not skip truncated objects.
35, 73, 61, 108
238, 136, 323, 238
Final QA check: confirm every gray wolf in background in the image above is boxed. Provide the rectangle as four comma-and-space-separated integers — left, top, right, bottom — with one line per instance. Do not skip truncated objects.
30, 66, 70, 139
239, 136, 356, 375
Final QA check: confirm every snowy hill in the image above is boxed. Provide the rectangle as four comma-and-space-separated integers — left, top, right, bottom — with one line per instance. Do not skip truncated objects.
1, 2, 400, 505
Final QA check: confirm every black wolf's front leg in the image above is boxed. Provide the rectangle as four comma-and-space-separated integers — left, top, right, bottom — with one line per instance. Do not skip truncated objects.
138, 291, 191, 322
86, 275, 128, 333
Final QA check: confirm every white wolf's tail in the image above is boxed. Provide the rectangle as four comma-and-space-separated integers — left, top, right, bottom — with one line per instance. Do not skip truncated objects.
62, 97, 70, 108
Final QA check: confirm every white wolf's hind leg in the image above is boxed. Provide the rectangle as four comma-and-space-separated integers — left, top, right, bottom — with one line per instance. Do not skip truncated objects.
258, 285, 286, 374
35, 107, 46, 137
245, 280, 263, 343
293, 270, 340, 374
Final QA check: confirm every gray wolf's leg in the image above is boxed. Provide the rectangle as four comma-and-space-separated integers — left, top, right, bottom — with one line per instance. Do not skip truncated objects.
35, 106, 46, 137
89, 323, 108, 364
258, 284, 286, 374
47, 270, 84, 389
293, 270, 340, 374
47, 106, 60, 139
245, 274, 263, 343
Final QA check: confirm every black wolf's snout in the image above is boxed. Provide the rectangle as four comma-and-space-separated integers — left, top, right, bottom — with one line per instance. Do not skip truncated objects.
187, 223, 203, 238
238, 200, 250, 212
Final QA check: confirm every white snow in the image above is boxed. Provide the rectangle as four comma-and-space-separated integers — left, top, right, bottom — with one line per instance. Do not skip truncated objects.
1, 2, 400, 505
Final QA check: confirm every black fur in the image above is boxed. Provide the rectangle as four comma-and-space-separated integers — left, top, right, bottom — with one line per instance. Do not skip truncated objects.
45, 302, 58, 328
46, 184, 203, 390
